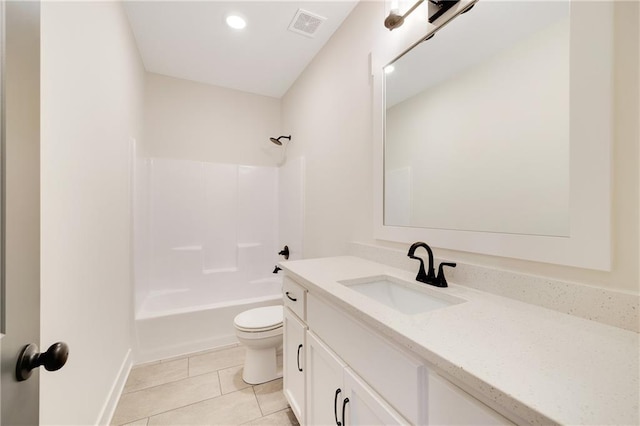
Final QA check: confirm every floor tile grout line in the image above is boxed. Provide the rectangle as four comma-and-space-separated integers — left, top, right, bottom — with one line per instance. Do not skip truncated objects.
124, 359, 190, 394
252, 385, 266, 418
237, 407, 297, 426
121, 361, 246, 400
134, 387, 253, 425
119, 371, 197, 396
187, 361, 246, 379
113, 415, 147, 426
216, 369, 223, 395
122, 373, 190, 395
132, 343, 242, 369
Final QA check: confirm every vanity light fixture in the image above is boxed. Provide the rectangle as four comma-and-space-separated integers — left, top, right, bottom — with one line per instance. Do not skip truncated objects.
226, 15, 247, 30
384, 0, 424, 31
384, 0, 471, 30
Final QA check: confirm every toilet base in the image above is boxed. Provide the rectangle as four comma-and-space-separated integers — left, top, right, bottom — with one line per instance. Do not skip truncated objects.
242, 346, 283, 385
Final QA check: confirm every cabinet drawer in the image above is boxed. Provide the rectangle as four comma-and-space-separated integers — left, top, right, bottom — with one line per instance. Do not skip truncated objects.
307, 293, 427, 425
283, 277, 307, 321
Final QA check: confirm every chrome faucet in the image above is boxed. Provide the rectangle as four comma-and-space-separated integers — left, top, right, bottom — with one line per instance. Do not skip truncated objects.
407, 242, 456, 288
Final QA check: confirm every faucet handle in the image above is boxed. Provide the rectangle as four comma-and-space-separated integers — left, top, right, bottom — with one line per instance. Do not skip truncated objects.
436, 262, 457, 287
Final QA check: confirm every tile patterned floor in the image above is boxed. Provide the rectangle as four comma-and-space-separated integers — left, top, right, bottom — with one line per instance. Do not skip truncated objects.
111, 345, 299, 426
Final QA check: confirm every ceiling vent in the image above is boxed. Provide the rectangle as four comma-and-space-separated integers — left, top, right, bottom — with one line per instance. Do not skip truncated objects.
288, 9, 326, 38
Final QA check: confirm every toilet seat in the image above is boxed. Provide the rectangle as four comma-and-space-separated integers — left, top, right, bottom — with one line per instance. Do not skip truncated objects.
234, 306, 283, 332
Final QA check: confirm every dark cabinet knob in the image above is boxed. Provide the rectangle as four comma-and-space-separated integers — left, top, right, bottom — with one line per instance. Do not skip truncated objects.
16, 342, 69, 381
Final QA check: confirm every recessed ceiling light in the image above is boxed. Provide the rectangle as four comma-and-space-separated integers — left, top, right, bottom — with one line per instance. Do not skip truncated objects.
226, 15, 246, 30
384, 65, 395, 74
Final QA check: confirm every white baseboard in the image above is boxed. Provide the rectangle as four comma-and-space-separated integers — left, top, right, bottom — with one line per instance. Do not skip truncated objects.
95, 348, 133, 426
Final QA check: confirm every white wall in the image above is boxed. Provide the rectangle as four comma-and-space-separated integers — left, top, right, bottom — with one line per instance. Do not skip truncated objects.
282, 2, 383, 258
40, 2, 145, 424
144, 72, 282, 165
282, 1, 639, 294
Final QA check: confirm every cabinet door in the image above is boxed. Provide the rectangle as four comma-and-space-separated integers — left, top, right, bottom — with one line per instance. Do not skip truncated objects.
343, 368, 409, 426
283, 308, 307, 423
306, 331, 347, 426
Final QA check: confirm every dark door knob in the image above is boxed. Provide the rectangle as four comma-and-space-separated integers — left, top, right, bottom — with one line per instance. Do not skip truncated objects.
16, 342, 69, 381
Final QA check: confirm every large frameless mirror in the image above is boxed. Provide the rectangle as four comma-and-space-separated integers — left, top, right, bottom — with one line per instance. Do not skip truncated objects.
384, 1, 570, 237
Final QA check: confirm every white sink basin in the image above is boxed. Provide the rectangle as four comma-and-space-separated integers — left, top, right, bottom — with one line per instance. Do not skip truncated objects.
338, 275, 465, 315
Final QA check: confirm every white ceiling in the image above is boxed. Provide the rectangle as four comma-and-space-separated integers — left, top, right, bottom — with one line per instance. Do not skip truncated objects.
124, 1, 358, 98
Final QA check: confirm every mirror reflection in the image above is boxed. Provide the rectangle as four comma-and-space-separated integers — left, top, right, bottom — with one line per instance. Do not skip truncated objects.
384, 1, 571, 237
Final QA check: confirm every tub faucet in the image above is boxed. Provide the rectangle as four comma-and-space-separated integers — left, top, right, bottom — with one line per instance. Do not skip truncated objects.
278, 245, 290, 259
407, 242, 438, 286
273, 265, 282, 274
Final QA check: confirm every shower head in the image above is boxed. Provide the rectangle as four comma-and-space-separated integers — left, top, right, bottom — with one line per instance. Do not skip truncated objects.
270, 135, 291, 146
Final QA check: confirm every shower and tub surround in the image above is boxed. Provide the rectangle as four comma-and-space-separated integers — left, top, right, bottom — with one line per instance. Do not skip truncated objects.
133, 157, 304, 362
134, 283, 281, 363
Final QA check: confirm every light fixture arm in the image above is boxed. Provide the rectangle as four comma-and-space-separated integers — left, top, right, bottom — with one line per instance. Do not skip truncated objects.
402, 0, 425, 20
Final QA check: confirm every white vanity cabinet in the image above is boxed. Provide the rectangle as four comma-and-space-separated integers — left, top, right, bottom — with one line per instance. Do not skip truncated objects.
283, 275, 512, 426
306, 331, 408, 426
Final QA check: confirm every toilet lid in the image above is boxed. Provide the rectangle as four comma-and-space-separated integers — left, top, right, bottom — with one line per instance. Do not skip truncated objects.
234, 306, 283, 331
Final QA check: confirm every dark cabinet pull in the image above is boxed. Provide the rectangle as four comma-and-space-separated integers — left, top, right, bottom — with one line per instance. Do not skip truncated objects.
296, 344, 303, 372
341, 397, 350, 426
286, 292, 297, 302
334, 388, 342, 425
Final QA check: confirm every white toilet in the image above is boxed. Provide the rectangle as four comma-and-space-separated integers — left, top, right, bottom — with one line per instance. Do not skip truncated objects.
234, 305, 284, 385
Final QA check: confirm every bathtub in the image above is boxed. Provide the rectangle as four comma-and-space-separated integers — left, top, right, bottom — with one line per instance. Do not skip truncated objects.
134, 276, 282, 363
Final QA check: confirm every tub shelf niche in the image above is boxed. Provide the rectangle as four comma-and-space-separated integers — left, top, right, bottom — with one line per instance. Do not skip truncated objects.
171, 245, 203, 251
237, 242, 262, 248
202, 267, 239, 275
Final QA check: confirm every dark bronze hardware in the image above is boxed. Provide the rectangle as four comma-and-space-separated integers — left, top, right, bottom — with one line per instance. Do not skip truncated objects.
16, 342, 69, 381
437, 262, 457, 287
341, 397, 350, 426
334, 388, 342, 425
297, 344, 303, 372
278, 245, 290, 259
286, 292, 297, 302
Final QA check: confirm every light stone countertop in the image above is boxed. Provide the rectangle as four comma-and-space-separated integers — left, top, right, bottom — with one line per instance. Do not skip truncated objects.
279, 256, 639, 426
